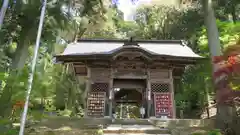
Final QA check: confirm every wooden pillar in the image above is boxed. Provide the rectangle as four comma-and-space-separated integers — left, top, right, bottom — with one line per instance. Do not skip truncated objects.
146, 68, 151, 118
84, 67, 91, 117
169, 69, 176, 118
108, 67, 113, 118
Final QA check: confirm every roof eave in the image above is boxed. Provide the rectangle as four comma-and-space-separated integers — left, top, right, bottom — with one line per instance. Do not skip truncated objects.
54, 53, 204, 64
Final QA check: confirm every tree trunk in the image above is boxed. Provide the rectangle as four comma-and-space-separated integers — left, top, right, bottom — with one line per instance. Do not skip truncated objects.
11, 40, 29, 70
54, 85, 65, 110
202, 0, 234, 130
202, 0, 221, 56
67, 88, 73, 110
204, 79, 210, 118
230, 5, 237, 24
54, 66, 66, 110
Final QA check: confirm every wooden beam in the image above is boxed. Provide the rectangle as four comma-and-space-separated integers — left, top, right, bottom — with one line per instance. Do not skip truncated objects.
115, 100, 140, 103
114, 75, 147, 79
56, 55, 200, 64
74, 65, 87, 76
73, 62, 84, 65
173, 76, 182, 79
150, 78, 172, 83
108, 67, 113, 117
169, 69, 176, 118
112, 51, 152, 62
84, 67, 91, 117
147, 68, 151, 118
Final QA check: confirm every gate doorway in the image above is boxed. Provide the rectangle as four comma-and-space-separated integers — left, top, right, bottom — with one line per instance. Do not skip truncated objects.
112, 79, 147, 119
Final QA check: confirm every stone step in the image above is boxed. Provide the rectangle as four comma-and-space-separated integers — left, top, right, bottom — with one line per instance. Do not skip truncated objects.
104, 129, 170, 134
105, 124, 158, 130
104, 133, 171, 135
111, 119, 152, 125
104, 124, 170, 134
104, 130, 171, 134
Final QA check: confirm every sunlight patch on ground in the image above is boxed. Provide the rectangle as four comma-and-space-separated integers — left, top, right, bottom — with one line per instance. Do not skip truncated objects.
55, 126, 72, 131
105, 124, 161, 130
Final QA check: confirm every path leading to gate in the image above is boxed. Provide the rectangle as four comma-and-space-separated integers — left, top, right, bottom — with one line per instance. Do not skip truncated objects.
103, 121, 171, 135
24, 117, 214, 135
105, 134, 170, 135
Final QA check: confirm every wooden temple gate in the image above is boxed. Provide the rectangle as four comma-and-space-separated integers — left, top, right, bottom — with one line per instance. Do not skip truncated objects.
55, 39, 202, 119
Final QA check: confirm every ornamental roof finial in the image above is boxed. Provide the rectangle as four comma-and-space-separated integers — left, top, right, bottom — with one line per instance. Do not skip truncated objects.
123, 36, 139, 46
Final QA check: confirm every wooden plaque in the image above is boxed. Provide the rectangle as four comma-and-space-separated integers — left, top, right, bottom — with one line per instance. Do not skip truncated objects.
87, 92, 106, 117
154, 92, 173, 118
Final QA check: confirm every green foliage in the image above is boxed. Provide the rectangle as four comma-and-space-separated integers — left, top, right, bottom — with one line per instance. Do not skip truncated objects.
0, 119, 18, 135
215, 0, 240, 22
1, 129, 18, 135
134, 5, 203, 41
207, 129, 222, 135
57, 109, 72, 117
0, 0, 107, 118
177, 21, 240, 117
198, 21, 240, 92
176, 61, 213, 117
97, 129, 104, 135
198, 21, 240, 54
191, 133, 203, 135
0, 0, 239, 126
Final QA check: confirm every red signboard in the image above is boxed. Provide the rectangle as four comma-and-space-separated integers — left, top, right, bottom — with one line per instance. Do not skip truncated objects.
154, 92, 172, 118
87, 92, 106, 117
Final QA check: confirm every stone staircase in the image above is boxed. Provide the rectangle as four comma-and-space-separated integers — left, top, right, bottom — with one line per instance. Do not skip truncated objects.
26, 117, 214, 135
103, 119, 171, 135
104, 124, 171, 135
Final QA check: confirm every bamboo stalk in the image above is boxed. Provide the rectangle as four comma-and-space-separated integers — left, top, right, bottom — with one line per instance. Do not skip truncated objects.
18, 0, 47, 135
0, 0, 9, 30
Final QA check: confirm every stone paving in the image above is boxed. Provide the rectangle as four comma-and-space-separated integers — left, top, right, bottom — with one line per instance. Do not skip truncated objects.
104, 124, 171, 135
104, 133, 171, 135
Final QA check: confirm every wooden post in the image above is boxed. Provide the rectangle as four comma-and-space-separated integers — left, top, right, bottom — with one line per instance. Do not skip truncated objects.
84, 67, 91, 117
169, 69, 176, 118
204, 79, 210, 119
109, 67, 113, 118
146, 68, 151, 118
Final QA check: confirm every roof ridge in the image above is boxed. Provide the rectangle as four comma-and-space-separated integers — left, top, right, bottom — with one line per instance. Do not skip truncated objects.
76, 38, 184, 45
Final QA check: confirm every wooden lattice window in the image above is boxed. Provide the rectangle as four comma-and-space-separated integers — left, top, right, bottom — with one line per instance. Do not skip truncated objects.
151, 83, 170, 92
91, 83, 109, 92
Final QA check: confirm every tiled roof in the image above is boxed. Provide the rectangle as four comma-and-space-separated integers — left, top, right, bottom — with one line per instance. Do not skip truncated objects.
60, 39, 202, 58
